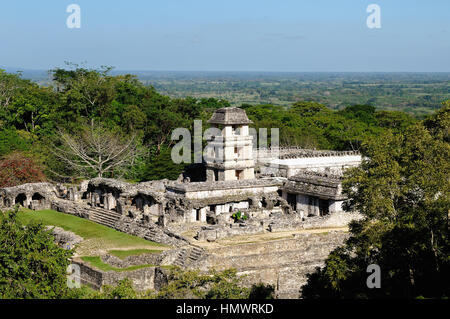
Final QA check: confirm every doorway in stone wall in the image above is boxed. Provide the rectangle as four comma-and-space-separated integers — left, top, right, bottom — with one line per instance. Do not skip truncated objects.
319, 198, 330, 216
214, 169, 219, 181
287, 193, 297, 211
15, 193, 27, 207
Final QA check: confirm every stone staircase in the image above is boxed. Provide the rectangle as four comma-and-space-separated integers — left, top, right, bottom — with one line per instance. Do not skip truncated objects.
51, 198, 191, 247
143, 228, 160, 242
88, 207, 122, 228
173, 246, 205, 268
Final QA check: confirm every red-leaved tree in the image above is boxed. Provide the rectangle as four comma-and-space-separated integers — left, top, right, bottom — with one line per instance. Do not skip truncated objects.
0, 152, 46, 188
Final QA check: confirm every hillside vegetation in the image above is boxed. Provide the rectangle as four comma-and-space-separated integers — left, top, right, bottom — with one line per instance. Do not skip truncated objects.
1, 66, 437, 186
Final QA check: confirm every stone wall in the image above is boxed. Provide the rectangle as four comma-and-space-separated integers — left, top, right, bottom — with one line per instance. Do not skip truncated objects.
192, 231, 349, 298
46, 226, 83, 250
197, 222, 266, 242
268, 211, 362, 232
71, 259, 169, 292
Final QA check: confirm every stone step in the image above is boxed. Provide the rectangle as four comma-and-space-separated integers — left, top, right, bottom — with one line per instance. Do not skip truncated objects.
90, 209, 121, 218
89, 208, 122, 219
89, 212, 119, 223
189, 253, 202, 260
89, 214, 118, 227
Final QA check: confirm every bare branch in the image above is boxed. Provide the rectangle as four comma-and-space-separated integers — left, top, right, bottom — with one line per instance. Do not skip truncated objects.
52, 122, 138, 178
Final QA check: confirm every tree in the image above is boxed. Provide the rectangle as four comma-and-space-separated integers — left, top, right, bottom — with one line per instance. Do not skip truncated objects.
0, 70, 23, 109
291, 101, 332, 117
53, 121, 138, 178
0, 209, 73, 299
0, 152, 46, 188
51, 64, 116, 121
301, 104, 450, 298
7, 84, 57, 136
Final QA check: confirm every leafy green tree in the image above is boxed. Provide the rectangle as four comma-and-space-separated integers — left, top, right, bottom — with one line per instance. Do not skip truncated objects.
301, 105, 450, 299
152, 268, 251, 299
0, 70, 24, 110
141, 145, 186, 181
100, 278, 138, 299
292, 101, 332, 117
0, 209, 73, 299
51, 64, 117, 122
338, 104, 377, 125
204, 269, 250, 299
0, 128, 31, 156
248, 283, 275, 299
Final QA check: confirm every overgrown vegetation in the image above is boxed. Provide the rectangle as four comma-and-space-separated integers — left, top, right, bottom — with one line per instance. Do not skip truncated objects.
1, 66, 449, 299
231, 211, 248, 222
301, 103, 450, 298
0, 66, 424, 186
1, 207, 274, 299
0, 209, 73, 298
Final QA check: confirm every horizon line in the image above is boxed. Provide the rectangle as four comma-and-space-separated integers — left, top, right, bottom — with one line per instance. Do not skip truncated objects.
2, 67, 450, 74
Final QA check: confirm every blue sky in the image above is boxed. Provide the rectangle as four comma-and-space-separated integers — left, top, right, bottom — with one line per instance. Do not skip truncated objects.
0, 0, 449, 71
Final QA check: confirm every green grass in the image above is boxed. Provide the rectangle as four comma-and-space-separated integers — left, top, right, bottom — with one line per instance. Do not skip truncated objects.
80, 256, 156, 272
17, 209, 166, 249
108, 249, 162, 260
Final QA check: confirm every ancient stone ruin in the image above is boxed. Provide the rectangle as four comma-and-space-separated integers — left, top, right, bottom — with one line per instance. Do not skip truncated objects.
0, 107, 363, 297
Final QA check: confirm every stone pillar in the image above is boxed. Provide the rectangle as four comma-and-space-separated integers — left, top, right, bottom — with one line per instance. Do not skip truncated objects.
224, 170, 235, 181
191, 209, 197, 223
25, 195, 32, 208
106, 194, 116, 210
206, 169, 215, 182
314, 198, 320, 216
135, 197, 143, 211
329, 200, 343, 213
296, 194, 308, 214
90, 193, 99, 207
68, 188, 74, 201
200, 207, 207, 223
243, 167, 254, 180
94, 190, 102, 207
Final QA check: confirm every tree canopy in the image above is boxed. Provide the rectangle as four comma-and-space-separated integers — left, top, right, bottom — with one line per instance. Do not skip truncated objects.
301, 105, 450, 298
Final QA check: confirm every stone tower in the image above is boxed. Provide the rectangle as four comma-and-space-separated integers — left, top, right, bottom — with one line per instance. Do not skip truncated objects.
205, 107, 255, 182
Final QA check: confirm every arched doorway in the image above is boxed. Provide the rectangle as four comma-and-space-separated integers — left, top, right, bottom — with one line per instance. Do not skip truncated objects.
15, 193, 27, 207
32, 193, 45, 204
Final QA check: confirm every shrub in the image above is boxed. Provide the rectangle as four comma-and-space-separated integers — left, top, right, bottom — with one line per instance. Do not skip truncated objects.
0, 151, 46, 187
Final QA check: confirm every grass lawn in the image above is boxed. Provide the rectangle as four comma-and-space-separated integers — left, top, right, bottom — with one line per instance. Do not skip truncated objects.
17, 209, 167, 251
108, 249, 162, 260
80, 256, 156, 272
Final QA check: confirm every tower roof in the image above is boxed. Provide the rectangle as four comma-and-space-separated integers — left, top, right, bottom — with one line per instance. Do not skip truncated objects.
208, 107, 253, 125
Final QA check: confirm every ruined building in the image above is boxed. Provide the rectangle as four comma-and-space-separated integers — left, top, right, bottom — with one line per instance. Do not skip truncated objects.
0, 107, 362, 243
0, 107, 365, 297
